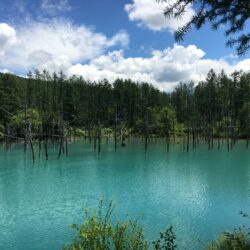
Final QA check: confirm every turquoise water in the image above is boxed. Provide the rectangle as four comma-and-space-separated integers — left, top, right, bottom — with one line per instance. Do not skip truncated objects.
0, 140, 250, 250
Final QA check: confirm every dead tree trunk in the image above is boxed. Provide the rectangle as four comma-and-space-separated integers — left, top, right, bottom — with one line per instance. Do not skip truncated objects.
28, 123, 35, 163
44, 141, 48, 160
39, 138, 41, 159
58, 137, 64, 159
186, 127, 190, 153
94, 126, 97, 152
5, 123, 10, 150
29, 138, 35, 163
144, 109, 149, 152
114, 105, 118, 152
65, 138, 68, 156
166, 130, 170, 153
58, 124, 65, 158
98, 120, 101, 154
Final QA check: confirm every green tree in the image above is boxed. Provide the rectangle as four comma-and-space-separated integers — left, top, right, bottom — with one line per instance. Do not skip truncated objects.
158, 0, 250, 55
11, 108, 42, 137
159, 107, 176, 136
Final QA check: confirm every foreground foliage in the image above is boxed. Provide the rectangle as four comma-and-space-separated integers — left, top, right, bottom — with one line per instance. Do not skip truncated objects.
63, 200, 149, 250
63, 199, 177, 250
153, 226, 177, 250
64, 201, 250, 250
207, 212, 250, 250
158, 0, 250, 55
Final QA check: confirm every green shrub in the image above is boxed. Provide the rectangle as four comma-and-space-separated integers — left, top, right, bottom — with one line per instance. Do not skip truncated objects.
207, 212, 250, 250
63, 199, 149, 250
207, 233, 250, 250
73, 129, 87, 137
64, 201, 250, 250
11, 109, 41, 130
153, 225, 177, 250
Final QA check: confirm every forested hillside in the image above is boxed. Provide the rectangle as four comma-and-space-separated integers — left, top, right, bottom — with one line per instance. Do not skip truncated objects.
0, 69, 249, 153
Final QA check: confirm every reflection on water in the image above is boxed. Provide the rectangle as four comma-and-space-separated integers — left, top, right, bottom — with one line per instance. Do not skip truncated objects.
0, 140, 250, 250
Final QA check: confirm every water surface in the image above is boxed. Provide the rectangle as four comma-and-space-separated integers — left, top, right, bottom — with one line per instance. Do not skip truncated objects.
0, 140, 250, 249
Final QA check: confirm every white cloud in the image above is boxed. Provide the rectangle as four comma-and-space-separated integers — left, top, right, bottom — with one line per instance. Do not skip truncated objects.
235, 59, 250, 72
0, 23, 17, 60
41, 0, 72, 16
0, 20, 129, 72
125, 0, 194, 32
68, 44, 250, 92
0, 68, 12, 74
0, 20, 249, 92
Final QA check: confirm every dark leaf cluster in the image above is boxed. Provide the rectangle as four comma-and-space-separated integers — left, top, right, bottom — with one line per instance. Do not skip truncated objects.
157, 0, 250, 55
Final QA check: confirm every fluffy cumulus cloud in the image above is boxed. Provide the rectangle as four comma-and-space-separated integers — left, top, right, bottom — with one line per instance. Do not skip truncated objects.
0, 23, 17, 60
69, 45, 250, 92
0, 20, 129, 72
125, 0, 194, 32
0, 20, 249, 92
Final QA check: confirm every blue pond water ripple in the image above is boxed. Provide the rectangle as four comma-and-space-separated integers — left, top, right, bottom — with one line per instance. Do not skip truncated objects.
0, 139, 250, 249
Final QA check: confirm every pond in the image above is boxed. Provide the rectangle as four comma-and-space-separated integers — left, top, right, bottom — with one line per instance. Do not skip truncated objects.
0, 139, 250, 249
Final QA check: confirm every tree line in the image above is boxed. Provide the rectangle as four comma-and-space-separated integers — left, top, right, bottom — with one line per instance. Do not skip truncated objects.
0, 69, 249, 159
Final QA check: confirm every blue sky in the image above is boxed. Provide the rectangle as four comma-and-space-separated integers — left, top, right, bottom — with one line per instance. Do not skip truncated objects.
0, 0, 249, 91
